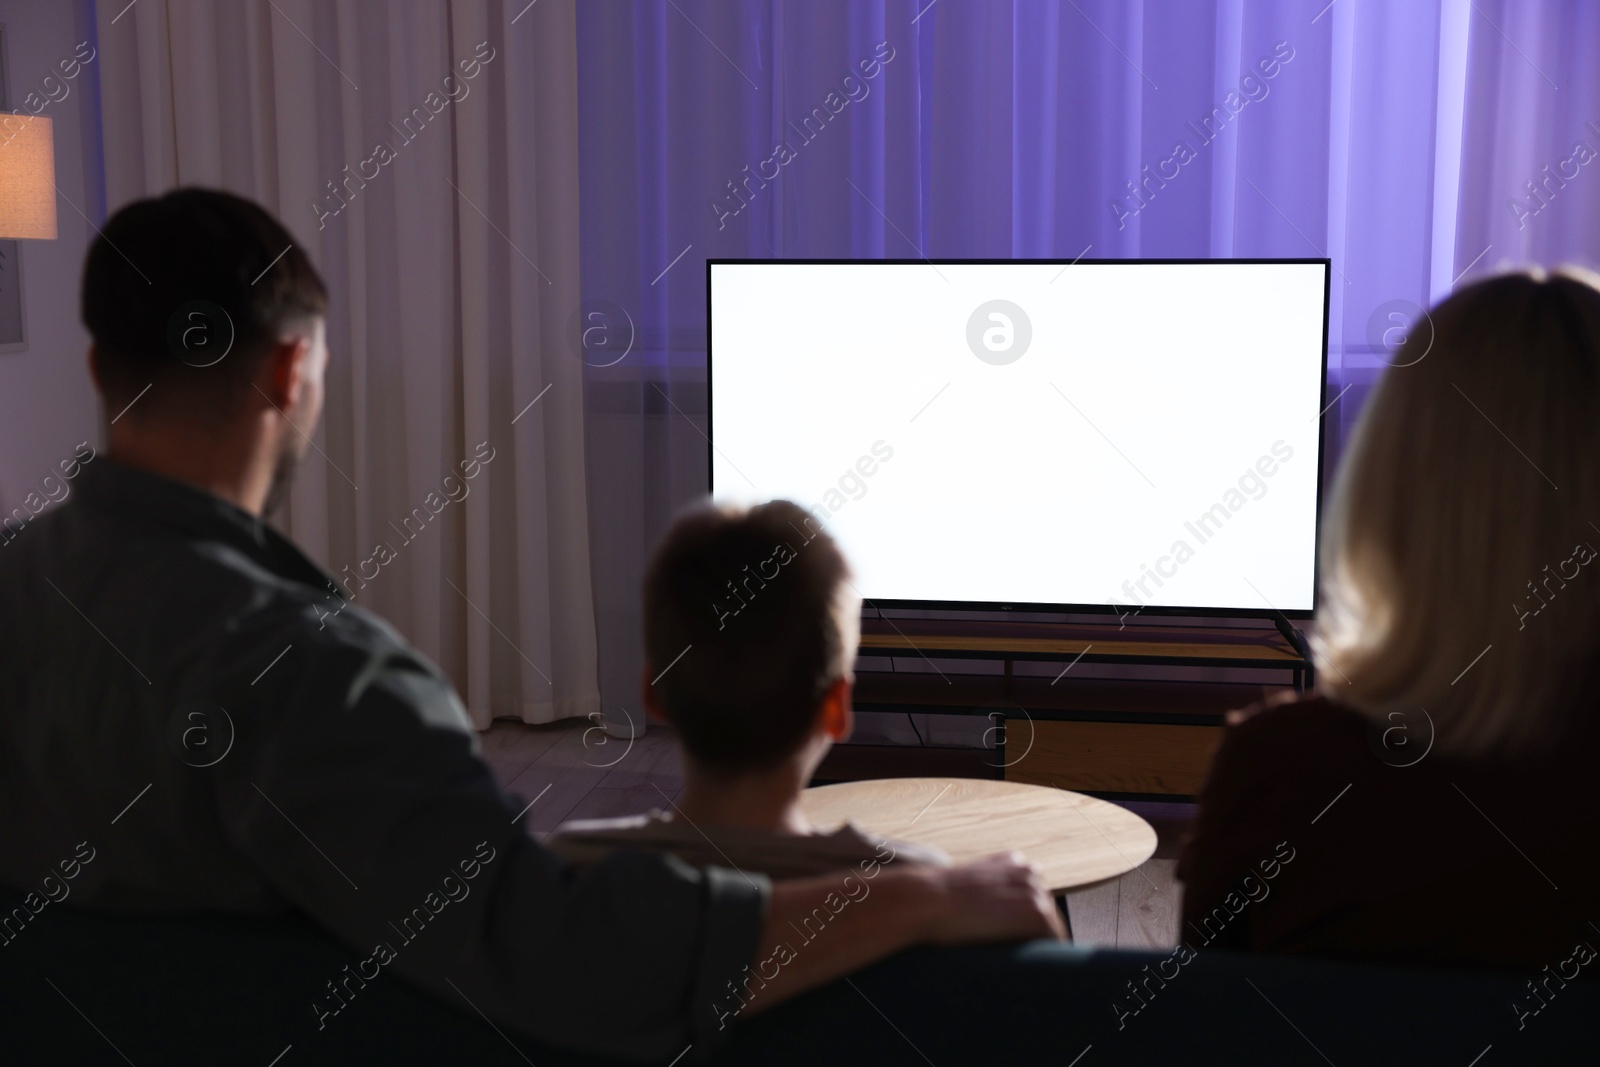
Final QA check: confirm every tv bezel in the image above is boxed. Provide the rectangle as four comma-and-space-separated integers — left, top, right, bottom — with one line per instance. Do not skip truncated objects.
706, 257, 1332, 622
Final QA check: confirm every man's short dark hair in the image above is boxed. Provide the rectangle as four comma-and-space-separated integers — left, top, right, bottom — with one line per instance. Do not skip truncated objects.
644, 500, 858, 774
82, 187, 328, 414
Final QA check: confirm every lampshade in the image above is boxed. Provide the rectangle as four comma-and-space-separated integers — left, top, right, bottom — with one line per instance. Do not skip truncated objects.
0, 115, 57, 240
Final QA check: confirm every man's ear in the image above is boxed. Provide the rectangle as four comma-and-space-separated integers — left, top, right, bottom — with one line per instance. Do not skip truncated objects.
86, 345, 103, 394
818, 677, 853, 741
641, 664, 669, 725
258, 334, 314, 416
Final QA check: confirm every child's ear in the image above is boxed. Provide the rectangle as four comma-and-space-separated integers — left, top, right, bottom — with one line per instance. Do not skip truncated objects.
819, 677, 853, 741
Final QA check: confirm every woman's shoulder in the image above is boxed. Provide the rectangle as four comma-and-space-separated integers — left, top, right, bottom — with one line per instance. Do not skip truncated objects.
1220, 690, 1370, 754
1179, 691, 1376, 914
1194, 690, 1378, 819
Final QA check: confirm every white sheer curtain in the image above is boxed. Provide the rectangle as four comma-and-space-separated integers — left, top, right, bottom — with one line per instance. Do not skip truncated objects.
93, 0, 600, 728
1454, 0, 1600, 277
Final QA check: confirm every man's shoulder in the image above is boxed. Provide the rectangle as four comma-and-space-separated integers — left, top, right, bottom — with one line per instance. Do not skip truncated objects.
130, 515, 408, 658
192, 559, 464, 739
0, 494, 88, 569
145, 532, 401, 661
217, 585, 428, 703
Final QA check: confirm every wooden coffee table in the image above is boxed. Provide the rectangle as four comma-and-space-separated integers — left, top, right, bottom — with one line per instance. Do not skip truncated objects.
800, 776, 1156, 892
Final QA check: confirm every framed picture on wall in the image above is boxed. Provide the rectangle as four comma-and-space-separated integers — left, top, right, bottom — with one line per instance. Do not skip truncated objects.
0, 23, 28, 354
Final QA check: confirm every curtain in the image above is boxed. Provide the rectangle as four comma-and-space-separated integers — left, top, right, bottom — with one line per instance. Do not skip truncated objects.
94, 0, 601, 728
1456, 0, 1600, 276
576, 0, 1568, 705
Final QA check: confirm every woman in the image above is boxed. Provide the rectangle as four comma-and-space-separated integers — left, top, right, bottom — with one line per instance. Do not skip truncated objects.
1178, 269, 1600, 970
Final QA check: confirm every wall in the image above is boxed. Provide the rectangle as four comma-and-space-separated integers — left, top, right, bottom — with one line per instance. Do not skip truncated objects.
0, 0, 100, 516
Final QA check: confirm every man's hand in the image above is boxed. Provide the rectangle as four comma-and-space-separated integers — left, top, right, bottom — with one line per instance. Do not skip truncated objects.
743, 852, 1063, 1019
914, 851, 1067, 945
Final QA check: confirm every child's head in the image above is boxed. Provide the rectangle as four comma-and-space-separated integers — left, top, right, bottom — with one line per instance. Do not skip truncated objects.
643, 500, 860, 777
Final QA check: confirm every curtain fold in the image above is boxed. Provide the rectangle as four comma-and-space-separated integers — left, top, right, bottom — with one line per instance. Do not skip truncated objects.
95, 0, 601, 728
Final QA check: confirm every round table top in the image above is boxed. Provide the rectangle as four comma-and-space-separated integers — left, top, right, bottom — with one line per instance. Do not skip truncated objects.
800, 776, 1157, 892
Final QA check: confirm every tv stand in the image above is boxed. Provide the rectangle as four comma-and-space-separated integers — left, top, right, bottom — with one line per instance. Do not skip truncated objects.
858, 617, 1312, 692
1272, 615, 1312, 668
849, 617, 1312, 796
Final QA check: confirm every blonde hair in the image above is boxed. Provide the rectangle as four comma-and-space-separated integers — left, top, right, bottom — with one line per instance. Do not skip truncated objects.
1315, 268, 1600, 756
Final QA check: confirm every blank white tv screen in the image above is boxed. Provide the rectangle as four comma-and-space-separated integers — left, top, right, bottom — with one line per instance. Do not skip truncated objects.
708, 260, 1328, 616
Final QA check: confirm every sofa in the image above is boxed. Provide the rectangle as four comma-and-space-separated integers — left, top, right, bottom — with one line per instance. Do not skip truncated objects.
1, 887, 1589, 1065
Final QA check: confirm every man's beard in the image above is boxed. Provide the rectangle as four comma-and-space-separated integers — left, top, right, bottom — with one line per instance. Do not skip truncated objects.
262, 441, 303, 519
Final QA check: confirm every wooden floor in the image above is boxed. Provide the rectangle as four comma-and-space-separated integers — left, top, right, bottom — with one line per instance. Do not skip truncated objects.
481, 717, 1186, 951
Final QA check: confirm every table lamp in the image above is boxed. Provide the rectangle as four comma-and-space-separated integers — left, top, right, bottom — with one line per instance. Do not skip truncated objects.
0, 115, 57, 240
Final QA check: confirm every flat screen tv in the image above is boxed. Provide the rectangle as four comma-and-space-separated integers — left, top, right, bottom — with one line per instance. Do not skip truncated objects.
707, 259, 1330, 619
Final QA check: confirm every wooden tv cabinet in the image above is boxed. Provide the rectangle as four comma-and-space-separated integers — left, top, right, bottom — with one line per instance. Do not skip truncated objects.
858, 617, 1311, 690
848, 618, 1310, 797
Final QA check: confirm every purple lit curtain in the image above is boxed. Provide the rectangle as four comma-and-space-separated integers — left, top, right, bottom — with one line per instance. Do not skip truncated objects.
575, 0, 1600, 723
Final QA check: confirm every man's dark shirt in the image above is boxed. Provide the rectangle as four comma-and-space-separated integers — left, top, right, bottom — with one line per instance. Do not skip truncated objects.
0, 459, 767, 1058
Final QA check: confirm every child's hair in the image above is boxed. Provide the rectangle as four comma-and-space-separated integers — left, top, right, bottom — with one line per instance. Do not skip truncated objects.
643, 500, 859, 774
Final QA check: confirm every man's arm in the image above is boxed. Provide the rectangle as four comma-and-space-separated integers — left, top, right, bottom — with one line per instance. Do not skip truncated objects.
213, 620, 770, 1061
740, 854, 1065, 1022
213, 609, 1060, 1060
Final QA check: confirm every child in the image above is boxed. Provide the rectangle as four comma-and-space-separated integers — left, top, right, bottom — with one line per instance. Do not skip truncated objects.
550, 500, 945, 879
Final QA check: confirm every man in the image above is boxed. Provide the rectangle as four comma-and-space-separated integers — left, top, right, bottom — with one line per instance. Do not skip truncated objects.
552, 500, 948, 878
0, 189, 1061, 1061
